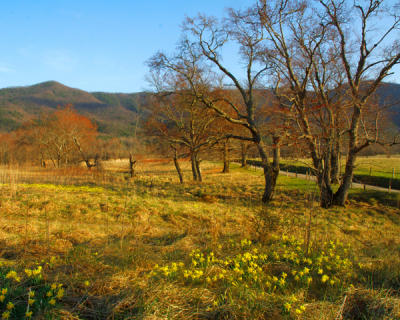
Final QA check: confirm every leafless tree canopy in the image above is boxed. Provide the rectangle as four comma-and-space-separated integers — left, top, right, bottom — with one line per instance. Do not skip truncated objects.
147, 0, 400, 207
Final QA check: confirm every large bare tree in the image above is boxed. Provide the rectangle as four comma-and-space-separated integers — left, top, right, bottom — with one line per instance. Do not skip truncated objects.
161, 11, 283, 203
258, 0, 400, 207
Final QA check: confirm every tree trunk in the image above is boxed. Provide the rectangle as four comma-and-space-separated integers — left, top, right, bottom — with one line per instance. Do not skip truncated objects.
317, 153, 335, 208
40, 153, 46, 168
173, 150, 184, 184
262, 165, 279, 203
222, 139, 230, 173
258, 137, 280, 203
85, 159, 92, 170
240, 143, 248, 167
195, 158, 202, 182
330, 153, 339, 184
191, 153, 198, 181
332, 152, 356, 206
319, 175, 335, 208
330, 135, 340, 184
129, 153, 136, 178
328, 105, 361, 207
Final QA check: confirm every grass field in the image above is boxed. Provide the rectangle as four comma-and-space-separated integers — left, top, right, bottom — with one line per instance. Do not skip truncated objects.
279, 156, 400, 179
0, 160, 399, 319
245, 155, 400, 190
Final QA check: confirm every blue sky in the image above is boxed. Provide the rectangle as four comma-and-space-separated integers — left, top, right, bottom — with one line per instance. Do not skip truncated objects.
0, 0, 398, 93
0, 0, 254, 93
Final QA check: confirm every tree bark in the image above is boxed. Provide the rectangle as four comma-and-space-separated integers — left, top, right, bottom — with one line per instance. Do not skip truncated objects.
173, 149, 184, 184
258, 137, 280, 203
318, 175, 334, 208
195, 158, 202, 182
240, 143, 248, 167
330, 134, 340, 184
191, 153, 198, 181
129, 153, 136, 178
332, 151, 356, 206
262, 166, 279, 203
222, 139, 230, 173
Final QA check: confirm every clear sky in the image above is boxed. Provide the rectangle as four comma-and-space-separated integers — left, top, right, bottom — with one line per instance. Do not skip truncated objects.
0, 0, 398, 93
0, 0, 254, 93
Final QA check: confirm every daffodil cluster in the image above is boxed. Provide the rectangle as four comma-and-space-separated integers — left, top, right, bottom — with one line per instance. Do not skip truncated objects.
0, 261, 65, 319
268, 237, 355, 291
149, 236, 356, 317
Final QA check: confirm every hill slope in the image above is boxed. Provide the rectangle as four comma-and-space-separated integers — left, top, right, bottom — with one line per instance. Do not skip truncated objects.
0, 81, 398, 136
0, 81, 151, 136
376, 82, 400, 128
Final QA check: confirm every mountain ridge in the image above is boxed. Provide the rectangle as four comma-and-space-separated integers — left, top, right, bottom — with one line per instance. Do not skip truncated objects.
0, 81, 150, 136
0, 80, 399, 136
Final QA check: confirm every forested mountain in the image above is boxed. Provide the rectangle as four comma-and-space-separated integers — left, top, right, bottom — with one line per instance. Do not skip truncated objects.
375, 82, 400, 128
0, 81, 150, 136
0, 80, 398, 136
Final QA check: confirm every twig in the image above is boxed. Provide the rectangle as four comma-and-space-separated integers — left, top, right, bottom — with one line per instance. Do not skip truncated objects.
335, 295, 347, 320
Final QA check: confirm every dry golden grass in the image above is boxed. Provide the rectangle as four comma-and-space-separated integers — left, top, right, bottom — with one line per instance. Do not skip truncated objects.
0, 161, 399, 319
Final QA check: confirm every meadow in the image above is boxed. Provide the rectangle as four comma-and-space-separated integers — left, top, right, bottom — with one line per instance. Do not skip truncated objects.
258, 156, 400, 191
0, 160, 399, 319
278, 156, 400, 179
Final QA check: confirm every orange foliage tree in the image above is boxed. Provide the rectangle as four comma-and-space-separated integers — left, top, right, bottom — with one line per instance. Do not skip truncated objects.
6, 105, 98, 168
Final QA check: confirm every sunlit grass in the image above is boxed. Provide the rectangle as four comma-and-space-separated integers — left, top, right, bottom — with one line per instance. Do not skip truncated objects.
0, 160, 399, 319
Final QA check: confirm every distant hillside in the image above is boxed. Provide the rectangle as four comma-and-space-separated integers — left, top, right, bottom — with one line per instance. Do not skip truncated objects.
375, 82, 400, 128
0, 81, 151, 136
0, 80, 398, 136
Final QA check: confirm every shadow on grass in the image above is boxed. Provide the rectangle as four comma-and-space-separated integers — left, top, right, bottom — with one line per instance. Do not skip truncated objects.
349, 189, 400, 211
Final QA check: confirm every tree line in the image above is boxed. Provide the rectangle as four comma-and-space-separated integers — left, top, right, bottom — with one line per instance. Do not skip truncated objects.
0, 106, 144, 169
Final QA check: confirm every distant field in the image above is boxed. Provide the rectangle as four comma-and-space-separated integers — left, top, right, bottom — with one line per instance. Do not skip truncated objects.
0, 161, 399, 319
245, 155, 400, 190
281, 155, 400, 179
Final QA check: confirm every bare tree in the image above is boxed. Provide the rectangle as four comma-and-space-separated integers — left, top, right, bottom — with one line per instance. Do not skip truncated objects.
181, 11, 283, 202
145, 74, 221, 182
258, 0, 400, 207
